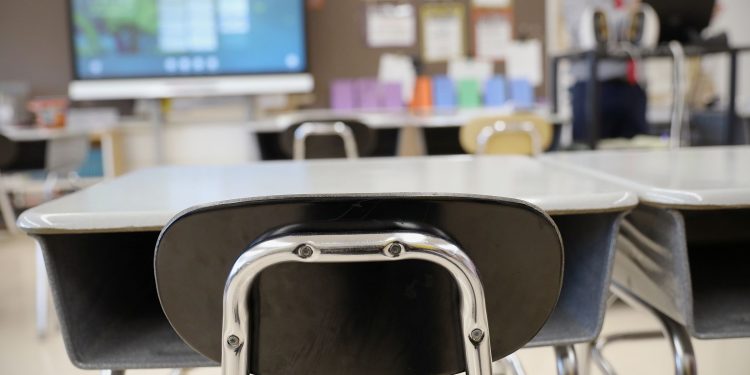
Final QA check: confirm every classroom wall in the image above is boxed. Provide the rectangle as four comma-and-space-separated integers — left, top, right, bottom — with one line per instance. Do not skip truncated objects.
307, 0, 547, 107
704, 0, 750, 110
0, 0, 72, 96
0, 0, 546, 106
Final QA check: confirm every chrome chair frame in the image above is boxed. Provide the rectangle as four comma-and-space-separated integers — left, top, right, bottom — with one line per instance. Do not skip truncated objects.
475, 121, 543, 156
588, 283, 697, 375
292, 121, 359, 160
221, 232, 493, 375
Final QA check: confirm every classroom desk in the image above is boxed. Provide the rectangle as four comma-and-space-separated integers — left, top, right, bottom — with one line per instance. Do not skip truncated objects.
0, 124, 119, 178
543, 146, 750, 339
250, 107, 562, 132
249, 107, 564, 157
18, 155, 635, 371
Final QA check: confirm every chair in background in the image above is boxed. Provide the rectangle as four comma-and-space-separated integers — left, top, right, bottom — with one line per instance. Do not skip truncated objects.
279, 120, 376, 160
155, 195, 564, 375
0, 132, 90, 338
459, 114, 553, 156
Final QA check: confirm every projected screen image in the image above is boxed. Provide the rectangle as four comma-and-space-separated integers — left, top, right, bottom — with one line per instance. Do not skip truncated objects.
70, 0, 307, 79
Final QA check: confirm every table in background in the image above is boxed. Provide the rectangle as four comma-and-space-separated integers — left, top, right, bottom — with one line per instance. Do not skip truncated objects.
248, 107, 564, 157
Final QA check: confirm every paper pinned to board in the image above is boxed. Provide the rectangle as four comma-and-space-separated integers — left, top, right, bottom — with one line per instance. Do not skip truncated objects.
474, 11, 512, 60
472, 0, 512, 7
365, 3, 416, 48
505, 39, 543, 87
420, 3, 466, 62
447, 58, 494, 84
378, 53, 416, 102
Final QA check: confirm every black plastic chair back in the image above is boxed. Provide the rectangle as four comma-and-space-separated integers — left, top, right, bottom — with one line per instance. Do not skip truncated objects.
0, 134, 46, 172
279, 120, 376, 159
155, 195, 564, 374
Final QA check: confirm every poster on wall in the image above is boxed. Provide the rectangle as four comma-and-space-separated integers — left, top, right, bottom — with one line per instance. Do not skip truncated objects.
365, 3, 416, 48
473, 9, 513, 60
506, 39, 543, 86
420, 3, 466, 62
472, 0, 512, 7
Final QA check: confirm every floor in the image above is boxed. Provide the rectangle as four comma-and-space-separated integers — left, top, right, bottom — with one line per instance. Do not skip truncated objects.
1, 233, 749, 374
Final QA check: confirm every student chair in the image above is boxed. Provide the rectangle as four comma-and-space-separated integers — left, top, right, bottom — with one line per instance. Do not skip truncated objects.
155, 195, 564, 375
459, 115, 553, 156
279, 120, 376, 160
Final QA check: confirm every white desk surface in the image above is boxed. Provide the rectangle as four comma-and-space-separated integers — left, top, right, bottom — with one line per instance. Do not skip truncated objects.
18, 155, 635, 234
249, 107, 562, 132
0, 125, 92, 142
543, 146, 750, 208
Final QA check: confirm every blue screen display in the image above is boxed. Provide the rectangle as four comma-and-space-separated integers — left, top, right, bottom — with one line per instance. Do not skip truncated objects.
70, 0, 307, 79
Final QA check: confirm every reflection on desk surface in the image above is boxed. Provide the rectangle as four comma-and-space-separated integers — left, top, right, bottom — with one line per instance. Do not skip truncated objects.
18, 155, 635, 233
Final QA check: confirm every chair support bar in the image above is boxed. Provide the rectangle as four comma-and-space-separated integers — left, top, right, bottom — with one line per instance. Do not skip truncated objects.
221, 232, 493, 375
293, 122, 359, 160
589, 283, 697, 375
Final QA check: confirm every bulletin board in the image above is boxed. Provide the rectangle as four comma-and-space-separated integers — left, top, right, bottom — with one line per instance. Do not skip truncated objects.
305, 0, 547, 107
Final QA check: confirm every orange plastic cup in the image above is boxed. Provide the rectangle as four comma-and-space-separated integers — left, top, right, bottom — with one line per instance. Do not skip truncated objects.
410, 76, 433, 110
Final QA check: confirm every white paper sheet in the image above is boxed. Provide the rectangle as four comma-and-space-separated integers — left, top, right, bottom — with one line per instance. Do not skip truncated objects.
366, 3, 416, 48
421, 5, 465, 62
378, 53, 417, 102
472, 0, 512, 7
506, 39, 543, 86
475, 13, 512, 60
447, 58, 494, 83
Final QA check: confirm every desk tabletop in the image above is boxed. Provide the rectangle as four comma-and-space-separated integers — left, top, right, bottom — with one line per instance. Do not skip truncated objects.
249, 107, 562, 132
18, 155, 635, 234
0, 125, 91, 141
543, 146, 750, 208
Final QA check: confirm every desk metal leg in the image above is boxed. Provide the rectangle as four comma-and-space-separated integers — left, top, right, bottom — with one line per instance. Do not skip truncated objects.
590, 284, 697, 375
727, 50, 739, 145
586, 51, 600, 150
35, 241, 48, 338
497, 354, 526, 375
555, 345, 578, 375
100, 370, 125, 375
0, 174, 17, 233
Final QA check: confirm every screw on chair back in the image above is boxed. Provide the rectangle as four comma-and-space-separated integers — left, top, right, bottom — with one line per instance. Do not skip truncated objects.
279, 120, 376, 159
460, 114, 553, 156
155, 195, 564, 374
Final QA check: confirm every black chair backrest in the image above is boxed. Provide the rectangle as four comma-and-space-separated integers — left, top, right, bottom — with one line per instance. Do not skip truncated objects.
0, 134, 46, 172
279, 120, 376, 159
155, 195, 563, 374
0, 134, 18, 170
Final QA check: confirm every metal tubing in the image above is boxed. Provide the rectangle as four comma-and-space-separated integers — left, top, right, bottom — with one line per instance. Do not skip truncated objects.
500, 353, 527, 375
599, 283, 697, 375
668, 41, 687, 149
35, 241, 48, 338
586, 51, 600, 150
292, 122, 359, 160
555, 345, 579, 375
221, 232, 493, 375
590, 330, 664, 375
550, 56, 560, 115
0, 172, 17, 233
727, 50, 738, 145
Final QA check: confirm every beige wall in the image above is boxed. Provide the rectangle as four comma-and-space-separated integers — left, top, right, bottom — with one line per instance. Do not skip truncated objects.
0, 0, 72, 96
